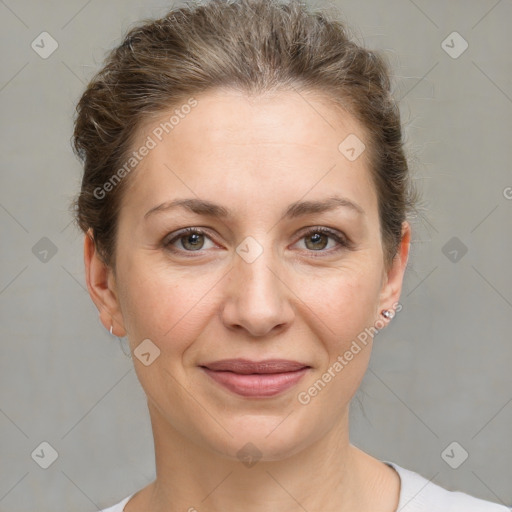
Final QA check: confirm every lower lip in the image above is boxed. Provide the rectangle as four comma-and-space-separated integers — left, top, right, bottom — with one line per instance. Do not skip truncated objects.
201, 367, 309, 397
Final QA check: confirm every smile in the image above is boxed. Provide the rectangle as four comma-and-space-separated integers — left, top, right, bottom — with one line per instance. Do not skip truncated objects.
200, 359, 311, 398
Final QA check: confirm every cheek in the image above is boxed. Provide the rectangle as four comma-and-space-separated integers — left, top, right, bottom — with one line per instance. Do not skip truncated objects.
293, 266, 381, 412
117, 258, 222, 352
296, 259, 383, 340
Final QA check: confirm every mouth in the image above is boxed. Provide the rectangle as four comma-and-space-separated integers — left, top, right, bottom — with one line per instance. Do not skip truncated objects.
199, 359, 311, 398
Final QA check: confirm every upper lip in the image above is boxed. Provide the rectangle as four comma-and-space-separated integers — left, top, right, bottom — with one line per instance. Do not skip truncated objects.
200, 359, 310, 374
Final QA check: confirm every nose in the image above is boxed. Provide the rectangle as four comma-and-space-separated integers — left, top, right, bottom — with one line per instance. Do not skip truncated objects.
220, 245, 295, 338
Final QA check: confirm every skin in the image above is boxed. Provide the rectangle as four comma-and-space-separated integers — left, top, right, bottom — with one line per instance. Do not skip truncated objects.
84, 88, 410, 512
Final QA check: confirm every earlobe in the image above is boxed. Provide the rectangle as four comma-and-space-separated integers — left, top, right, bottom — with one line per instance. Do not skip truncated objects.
83, 230, 127, 337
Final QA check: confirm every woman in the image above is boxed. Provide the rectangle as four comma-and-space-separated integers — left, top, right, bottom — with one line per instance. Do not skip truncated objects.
71, 0, 509, 510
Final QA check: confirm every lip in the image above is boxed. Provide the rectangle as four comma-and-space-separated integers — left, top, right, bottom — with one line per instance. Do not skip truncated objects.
200, 359, 310, 397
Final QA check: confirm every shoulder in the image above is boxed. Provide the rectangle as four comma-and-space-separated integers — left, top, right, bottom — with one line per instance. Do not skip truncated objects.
98, 493, 134, 512
383, 461, 511, 512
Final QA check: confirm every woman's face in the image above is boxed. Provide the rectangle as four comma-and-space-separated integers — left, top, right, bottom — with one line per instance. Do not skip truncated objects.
86, 88, 410, 460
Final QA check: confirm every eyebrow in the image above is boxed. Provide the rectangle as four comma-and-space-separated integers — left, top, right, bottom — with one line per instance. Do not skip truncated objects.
144, 195, 365, 221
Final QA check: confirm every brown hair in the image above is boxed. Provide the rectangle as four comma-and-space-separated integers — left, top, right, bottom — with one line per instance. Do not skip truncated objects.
72, 0, 419, 271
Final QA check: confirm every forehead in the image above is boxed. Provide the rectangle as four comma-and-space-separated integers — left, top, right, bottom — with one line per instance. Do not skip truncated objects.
120, 88, 377, 219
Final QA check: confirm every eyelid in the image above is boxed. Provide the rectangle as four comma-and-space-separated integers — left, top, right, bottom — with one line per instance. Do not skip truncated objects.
163, 225, 352, 256
163, 226, 217, 246
293, 226, 352, 252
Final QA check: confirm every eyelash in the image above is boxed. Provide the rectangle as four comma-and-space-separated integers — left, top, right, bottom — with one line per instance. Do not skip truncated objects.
163, 226, 351, 258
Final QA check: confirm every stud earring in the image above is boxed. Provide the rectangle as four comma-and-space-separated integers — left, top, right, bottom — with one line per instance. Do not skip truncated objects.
381, 309, 393, 319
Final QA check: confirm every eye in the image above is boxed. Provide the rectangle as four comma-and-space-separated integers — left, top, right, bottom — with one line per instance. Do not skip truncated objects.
163, 226, 351, 257
164, 227, 217, 253
294, 226, 350, 254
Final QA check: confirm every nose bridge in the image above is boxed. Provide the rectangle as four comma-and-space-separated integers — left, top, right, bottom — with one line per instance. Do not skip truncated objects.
222, 234, 293, 336
239, 243, 278, 296
236, 235, 281, 306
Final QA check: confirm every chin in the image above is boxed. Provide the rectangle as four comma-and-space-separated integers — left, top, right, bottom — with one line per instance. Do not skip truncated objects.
202, 414, 319, 463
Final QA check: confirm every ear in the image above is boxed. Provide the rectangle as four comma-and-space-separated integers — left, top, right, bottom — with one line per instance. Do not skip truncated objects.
378, 221, 411, 320
84, 229, 127, 337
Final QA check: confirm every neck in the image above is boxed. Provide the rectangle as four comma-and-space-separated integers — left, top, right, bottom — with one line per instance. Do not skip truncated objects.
134, 400, 389, 512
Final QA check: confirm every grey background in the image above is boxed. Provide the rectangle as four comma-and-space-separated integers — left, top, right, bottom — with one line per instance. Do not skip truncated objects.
0, 0, 511, 510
